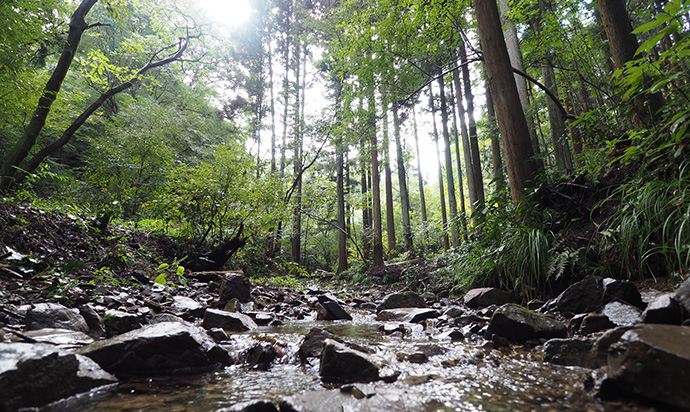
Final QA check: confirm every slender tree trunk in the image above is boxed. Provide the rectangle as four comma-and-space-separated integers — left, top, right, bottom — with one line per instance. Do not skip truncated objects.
290, 40, 302, 264
541, 63, 573, 171
393, 103, 413, 251
269, 40, 277, 174
475, 0, 540, 201
336, 98, 347, 273
369, 96, 384, 266
459, 41, 485, 208
451, 65, 476, 212
412, 107, 429, 245
429, 85, 450, 250
359, 106, 371, 262
437, 76, 459, 247
497, 0, 544, 172
449, 80, 468, 237
382, 104, 396, 253
485, 74, 505, 191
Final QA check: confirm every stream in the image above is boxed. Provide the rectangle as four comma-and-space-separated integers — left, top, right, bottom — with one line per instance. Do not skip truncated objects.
72, 311, 651, 412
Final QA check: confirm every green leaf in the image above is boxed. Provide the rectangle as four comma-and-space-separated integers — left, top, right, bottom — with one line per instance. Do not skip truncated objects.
154, 273, 167, 285
632, 16, 670, 35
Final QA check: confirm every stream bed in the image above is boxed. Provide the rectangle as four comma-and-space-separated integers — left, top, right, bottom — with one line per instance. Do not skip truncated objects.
72, 312, 653, 412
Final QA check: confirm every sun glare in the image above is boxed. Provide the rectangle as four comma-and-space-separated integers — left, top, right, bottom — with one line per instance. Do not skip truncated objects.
199, 0, 252, 27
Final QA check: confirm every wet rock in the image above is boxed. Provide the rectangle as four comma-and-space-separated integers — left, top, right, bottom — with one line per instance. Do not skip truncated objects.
438, 329, 464, 341
149, 313, 186, 324
602, 278, 645, 309
527, 299, 545, 311
246, 311, 274, 326
319, 339, 379, 383
579, 313, 615, 335
641, 293, 682, 324
588, 326, 634, 369
442, 306, 464, 318
398, 352, 428, 363
103, 309, 143, 337
376, 291, 426, 312
545, 276, 604, 314
315, 295, 352, 321
24, 302, 90, 334
298, 327, 344, 362
218, 272, 251, 306
675, 277, 690, 317
228, 400, 279, 412
202, 308, 258, 332
245, 343, 276, 369
488, 303, 567, 343
463, 287, 512, 308
600, 301, 642, 326
171, 296, 205, 319
543, 338, 595, 367
607, 324, 690, 410
17, 328, 93, 348
78, 321, 232, 377
375, 307, 440, 324
207, 327, 229, 342
0, 342, 117, 411
79, 304, 106, 338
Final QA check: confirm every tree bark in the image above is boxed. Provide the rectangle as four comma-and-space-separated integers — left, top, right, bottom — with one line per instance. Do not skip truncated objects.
0, 0, 99, 193
437, 76, 459, 247
392, 103, 413, 251
541, 63, 573, 171
428, 84, 449, 250
411, 107, 428, 242
369, 95, 384, 267
449, 79, 468, 237
459, 41, 485, 209
382, 104, 396, 253
485, 73, 505, 191
475, 0, 540, 201
290, 39, 302, 264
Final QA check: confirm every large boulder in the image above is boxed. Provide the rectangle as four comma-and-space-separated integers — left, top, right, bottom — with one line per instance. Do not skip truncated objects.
298, 328, 345, 362
607, 324, 690, 410
0, 343, 117, 411
488, 303, 567, 343
641, 293, 682, 325
202, 308, 258, 332
375, 308, 440, 324
319, 339, 379, 383
218, 272, 251, 306
602, 278, 645, 309
545, 276, 604, 315
103, 309, 143, 337
543, 338, 595, 367
77, 322, 232, 377
24, 303, 90, 334
463, 288, 512, 308
376, 291, 426, 312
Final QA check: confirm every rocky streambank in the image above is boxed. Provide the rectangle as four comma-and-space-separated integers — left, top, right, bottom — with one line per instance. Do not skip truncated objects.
1, 267, 689, 411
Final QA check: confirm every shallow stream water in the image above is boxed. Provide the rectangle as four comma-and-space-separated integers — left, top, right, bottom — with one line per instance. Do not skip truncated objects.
73, 312, 652, 412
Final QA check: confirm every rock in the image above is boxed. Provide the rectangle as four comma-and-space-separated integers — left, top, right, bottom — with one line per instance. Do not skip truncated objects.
245, 343, 276, 369
280, 386, 430, 412
171, 296, 205, 319
298, 327, 344, 362
246, 312, 275, 326
228, 400, 279, 412
488, 303, 567, 343
202, 308, 258, 332
149, 313, 186, 324
579, 313, 616, 335
375, 308, 440, 324
607, 324, 690, 410
315, 295, 352, 321
103, 309, 143, 337
463, 288, 512, 308
319, 339, 379, 383
207, 327, 229, 342
79, 304, 106, 339
527, 299, 545, 311
442, 306, 464, 318
376, 291, 426, 312
588, 326, 634, 369
17, 328, 93, 348
438, 329, 464, 341
602, 278, 645, 309
543, 338, 595, 367
0, 343, 117, 411
600, 302, 642, 326
218, 272, 251, 306
675, 277, 690, 316
24, 303, 90, 334
545, 276, 604, 314
78, 322, 232, 377
642, 293, 682, 324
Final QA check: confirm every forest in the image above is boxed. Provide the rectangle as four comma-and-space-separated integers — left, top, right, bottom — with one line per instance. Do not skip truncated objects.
1, 0, 689, 300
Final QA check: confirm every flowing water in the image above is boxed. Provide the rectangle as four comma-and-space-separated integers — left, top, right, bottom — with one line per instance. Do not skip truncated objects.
73, 312, 652, 412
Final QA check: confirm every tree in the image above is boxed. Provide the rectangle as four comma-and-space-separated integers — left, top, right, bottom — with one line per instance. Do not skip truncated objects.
475, 0, 540, 201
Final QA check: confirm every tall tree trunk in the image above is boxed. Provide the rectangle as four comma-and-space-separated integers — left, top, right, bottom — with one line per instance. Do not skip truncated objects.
382, 104, 396, 253
437, 76, 459, 247
412, 107, 428, 244
497, 0, 544, 172
0, 0, 99, 193
429, 85, 450, 250
541, 63, 573, 171
485, 74, 505, 191
451, 65, 476, 213
290, 39, 302, 264
449, 79, 468, 237
459, 41, 485, 208
359, 107, 371, 262
336, 106, 347, 274
597, 0, 664, 126
369, 96, 384, 266
475, 0, 540, 201
393, 103, 413, 251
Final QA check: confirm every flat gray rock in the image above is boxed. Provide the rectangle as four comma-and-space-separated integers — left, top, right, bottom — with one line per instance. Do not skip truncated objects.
24, 302, 90, 334
488, 303, 567, 343
202, 308, 258, 332
375, 307, 440, 324
463, 288, 512, 308
376, 291, 426, 312
0, 342, 116, 411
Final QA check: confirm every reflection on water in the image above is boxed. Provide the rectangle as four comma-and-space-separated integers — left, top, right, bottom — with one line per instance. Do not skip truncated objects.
75, 314, 651, 412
